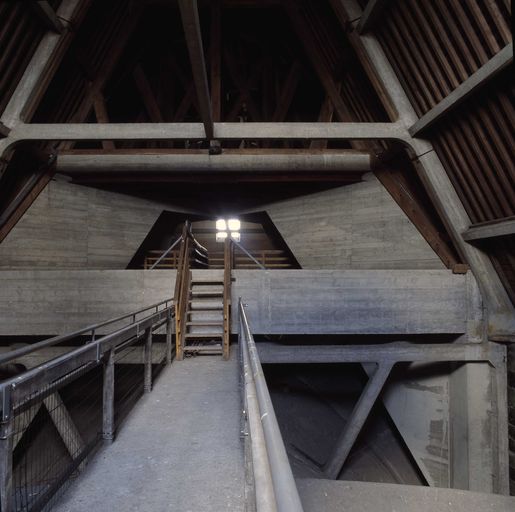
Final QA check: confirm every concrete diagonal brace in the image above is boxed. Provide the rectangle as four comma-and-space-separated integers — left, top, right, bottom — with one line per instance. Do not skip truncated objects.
1, 0, 86, 128
323, 362, 394, 479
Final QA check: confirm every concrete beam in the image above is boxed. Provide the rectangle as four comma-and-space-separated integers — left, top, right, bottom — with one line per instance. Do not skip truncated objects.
463, 217, 515, 242
357, 0, 390, 33
5, 122, 404, 145
56, 152, 375, 173
257, 342, 502, 366
214, 122, 404, 141
178, 0, 214, 139
323, 362, 393, 478
410, 44, 513, 136
30, 1, 64, 33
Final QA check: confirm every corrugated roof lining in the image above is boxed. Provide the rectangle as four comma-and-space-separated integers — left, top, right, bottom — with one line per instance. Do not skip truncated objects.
375, 0, 511, 117
0, 2, 46, 116
432, 74, 515, 224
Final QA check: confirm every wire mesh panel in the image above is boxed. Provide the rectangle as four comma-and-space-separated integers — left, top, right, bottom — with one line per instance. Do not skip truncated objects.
113, 342, 145, 430
0, 303, 174, 512
151, 329, 169, 381
11, 364, 103, 512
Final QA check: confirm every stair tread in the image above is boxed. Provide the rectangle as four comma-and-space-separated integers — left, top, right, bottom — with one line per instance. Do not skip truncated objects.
184, 345, 223, 352
188, 304, 223, 310
191, 280, 224, 285
185, 332, 223, 338
186, 321, 223, 326
189, 298, 223, 302
191, 291, 223, 296
188, 311, 223, 314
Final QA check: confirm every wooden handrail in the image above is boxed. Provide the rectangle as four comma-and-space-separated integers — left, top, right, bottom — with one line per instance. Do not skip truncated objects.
174, 223, 189, 360
173, 221, 210, 360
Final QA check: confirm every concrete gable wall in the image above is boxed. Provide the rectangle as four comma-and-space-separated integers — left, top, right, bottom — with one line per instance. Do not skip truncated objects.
265, 173, 445, 270
0, 179, 175, 269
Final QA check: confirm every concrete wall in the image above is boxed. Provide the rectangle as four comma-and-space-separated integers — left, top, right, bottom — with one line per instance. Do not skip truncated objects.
0, 179, 179, 269
232, 269, 482, 338
0, 269, 482, 338
0, 270, 176, 335
265, 173, 445, 270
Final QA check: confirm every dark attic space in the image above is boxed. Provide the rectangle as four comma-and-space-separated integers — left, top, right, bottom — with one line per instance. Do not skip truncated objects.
0, 1, 513, 511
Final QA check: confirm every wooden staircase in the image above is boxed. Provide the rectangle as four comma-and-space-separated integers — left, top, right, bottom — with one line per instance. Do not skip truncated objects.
184, 278, 225, 355
174, 222, 232, 361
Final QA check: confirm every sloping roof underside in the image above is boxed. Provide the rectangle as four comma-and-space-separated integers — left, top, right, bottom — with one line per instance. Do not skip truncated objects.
0, 0, 513, 304
354, 0, 514, 302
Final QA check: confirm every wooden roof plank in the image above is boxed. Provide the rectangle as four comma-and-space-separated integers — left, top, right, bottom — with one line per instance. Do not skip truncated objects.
410, 44, 513, 136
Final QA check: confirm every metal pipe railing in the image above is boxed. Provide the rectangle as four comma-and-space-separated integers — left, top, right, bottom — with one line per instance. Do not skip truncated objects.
239, 299, 304, 512
232, 240, 266, 270
0, 298, 174, 366
149, 235, 183, 269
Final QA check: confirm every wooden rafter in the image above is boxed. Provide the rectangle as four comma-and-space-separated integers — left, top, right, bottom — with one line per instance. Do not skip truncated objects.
224, 50, 263, 121
133, 64, 164, 122
210, 0, 222, 122
92, 90, 115, 150
272, 59, 302, 122
178, 0, 214, 139
310, 84, 341, 150
375, 166, 461, 270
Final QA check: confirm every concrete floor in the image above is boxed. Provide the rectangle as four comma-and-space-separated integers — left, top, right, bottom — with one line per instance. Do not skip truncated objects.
53, 354, 245, 512
297, 479, 515, 512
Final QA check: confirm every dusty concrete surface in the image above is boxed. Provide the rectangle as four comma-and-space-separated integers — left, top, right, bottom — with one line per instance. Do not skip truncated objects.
53, 354, 244, 512
296, 479, 515, 512
0, 269, 481, 337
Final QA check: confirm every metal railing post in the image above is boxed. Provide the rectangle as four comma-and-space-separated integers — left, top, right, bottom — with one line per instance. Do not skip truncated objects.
102, 349, 115, 442
0, 386, 14, 512
144, 327, 153, 393
166, 313, 173, 365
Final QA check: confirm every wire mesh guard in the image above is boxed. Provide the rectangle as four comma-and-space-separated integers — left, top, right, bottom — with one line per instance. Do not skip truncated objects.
4, 325, 171, 512
12, 364, 102, 512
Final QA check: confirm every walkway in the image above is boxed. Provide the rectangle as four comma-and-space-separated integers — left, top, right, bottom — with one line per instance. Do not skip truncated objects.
54, 354, 245, 512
